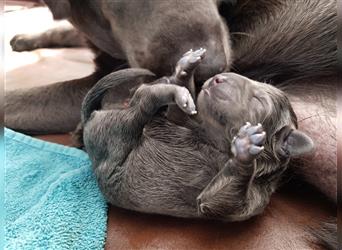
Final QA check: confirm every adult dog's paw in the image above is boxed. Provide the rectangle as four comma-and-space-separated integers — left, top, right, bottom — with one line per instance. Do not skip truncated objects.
231, 122, 266, 164
10, 34, 40, 52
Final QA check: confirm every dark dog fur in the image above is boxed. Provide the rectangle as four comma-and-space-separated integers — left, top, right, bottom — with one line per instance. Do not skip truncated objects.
6, 0, 337, 248
81, 50, 314, 222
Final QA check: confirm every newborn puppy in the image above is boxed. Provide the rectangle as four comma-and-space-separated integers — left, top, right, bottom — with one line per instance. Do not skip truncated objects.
82, 49, 314, 221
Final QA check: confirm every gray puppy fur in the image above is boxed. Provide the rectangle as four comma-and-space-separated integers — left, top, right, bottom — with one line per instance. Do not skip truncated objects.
5, 0, 336, 134
82, 49, 314, 221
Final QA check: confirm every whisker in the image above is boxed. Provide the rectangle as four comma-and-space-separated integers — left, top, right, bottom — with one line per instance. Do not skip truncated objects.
230, 32, 254, 38
298, 111, 329, 122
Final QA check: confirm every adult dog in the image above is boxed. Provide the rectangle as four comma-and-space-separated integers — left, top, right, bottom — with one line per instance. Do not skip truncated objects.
6, 0, 336, 134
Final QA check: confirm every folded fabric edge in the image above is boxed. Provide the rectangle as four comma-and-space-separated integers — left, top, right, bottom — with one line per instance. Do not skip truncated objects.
4, 128, 88, 160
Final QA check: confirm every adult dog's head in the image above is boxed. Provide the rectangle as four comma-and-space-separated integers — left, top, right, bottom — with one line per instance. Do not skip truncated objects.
44, 0, 233, 83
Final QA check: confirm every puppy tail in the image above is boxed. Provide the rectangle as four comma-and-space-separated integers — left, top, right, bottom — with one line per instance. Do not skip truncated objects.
81, 68, 155, 124
309, 218, 337, 250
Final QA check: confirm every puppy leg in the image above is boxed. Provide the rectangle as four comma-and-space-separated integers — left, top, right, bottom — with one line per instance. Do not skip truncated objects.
10, 24, 85, 52
86, 81, 196, 151
197, 123, 273, 221
167, 48, 206, 124
85, 82, 197, 197
5, 73, 101, 134
170, 48, 206, 93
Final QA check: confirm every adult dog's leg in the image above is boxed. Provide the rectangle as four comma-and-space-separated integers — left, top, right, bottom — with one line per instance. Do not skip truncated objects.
10, 23, 85, 52
5, 73, 101, 134
6, 41, 128, 135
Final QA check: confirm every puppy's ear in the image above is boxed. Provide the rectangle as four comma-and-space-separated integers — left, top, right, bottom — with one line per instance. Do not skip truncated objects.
43, 0, 71, 20
276, 126, 314, 158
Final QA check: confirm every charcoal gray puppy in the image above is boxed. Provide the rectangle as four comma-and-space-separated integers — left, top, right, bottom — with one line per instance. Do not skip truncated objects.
82, 49, 314, 221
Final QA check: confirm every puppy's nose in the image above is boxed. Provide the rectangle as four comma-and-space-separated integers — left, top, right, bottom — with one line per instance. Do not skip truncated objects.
207, 75, 227, 88
213, 75, 227, 84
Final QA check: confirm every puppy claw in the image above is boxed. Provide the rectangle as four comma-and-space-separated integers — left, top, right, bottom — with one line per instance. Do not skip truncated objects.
246, 123, 263, 135
250, 132, 266, 145
180, 71, 187, 77
238, 122, 252, 136
249, 145, 264, 155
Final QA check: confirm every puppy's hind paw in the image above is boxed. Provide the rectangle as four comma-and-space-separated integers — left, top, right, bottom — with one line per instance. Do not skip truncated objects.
175, 48, 206, 77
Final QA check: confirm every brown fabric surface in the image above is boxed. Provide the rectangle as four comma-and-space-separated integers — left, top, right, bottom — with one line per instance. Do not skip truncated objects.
105, 193, 333, 250
33, 134, 333, 250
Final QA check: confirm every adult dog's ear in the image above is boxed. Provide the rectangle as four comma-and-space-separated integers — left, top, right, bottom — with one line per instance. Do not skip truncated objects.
276, 126, 315, 158
43, 0, 71, 20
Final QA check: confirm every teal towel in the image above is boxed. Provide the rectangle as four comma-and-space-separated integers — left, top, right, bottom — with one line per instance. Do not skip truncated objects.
4, 128, 107, 250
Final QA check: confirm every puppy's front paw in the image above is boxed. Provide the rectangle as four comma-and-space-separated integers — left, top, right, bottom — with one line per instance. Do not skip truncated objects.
231, 122, 266, 164
174, 86, 197, 115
